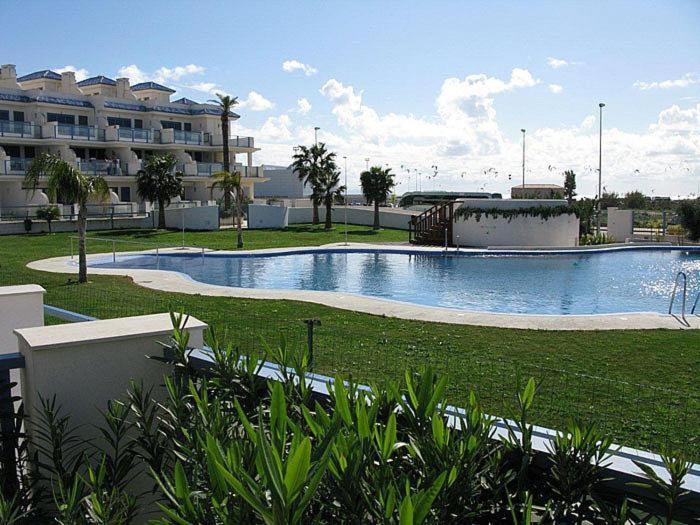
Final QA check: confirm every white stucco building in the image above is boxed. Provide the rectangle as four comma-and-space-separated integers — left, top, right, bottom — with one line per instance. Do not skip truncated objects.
0, 64, 267, 216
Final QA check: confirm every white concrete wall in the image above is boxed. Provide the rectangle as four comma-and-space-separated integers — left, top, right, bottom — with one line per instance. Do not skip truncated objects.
607, 207, 634, 242
0, 285, 44, 355
255, 167, 309, 198
164, 205, 219, 231
0, 215, 152, 235
248, 203, 289, 229
453, 199, 579, 247
288, 205, 415, 230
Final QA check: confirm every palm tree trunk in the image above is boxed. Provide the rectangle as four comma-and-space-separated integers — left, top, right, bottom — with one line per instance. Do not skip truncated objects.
222, 117, 230, 173
224, 191, 231, 211
158, 198, 166, 229
312, 201, 319, 224
77, 205, 88, 284
325, 199, 332, 230
374, 201, 380, 229
236, 186, 244, 248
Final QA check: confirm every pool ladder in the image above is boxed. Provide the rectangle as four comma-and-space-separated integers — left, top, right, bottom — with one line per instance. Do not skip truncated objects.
669, 271, 699, 327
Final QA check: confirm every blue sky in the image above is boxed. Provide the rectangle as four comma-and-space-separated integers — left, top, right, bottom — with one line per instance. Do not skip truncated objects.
2, 0, 699, 196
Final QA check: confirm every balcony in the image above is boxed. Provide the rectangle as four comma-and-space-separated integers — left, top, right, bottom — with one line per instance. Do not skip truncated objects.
77, 159, 119, 176
1, 157, 32, 175
117, 127, 153, 143
0, 120, 41, 139
231, 135, 254, 148
196, 162, 223, 176
55, 123, 105, 142
173, 129, 203, 145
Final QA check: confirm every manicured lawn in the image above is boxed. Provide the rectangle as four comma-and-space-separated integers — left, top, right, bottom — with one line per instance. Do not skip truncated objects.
1, 226, 698, 459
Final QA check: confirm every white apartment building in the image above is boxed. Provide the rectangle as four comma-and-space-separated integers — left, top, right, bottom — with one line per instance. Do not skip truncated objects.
0, 64, 267, 215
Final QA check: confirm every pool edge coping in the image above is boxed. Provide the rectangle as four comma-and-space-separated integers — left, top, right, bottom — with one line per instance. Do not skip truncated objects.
27, 243, 700, 331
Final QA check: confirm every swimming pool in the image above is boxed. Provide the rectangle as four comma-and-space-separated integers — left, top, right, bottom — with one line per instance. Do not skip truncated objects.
92, 247, 700, 316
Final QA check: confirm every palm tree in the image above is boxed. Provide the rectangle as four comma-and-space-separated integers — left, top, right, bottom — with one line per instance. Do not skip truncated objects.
136, 154, 183, 229
291, 143, 337, 225
360, 166, 396, 229
25, 153, 109, 283
210, 93, 244, 248
210, 170, 241, 212
315, 167, 346, 230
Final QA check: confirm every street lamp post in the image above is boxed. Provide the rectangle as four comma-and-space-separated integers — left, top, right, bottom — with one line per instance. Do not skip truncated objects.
364, 157, 369, 171
521, 129, 526, 188
343, 155, 348, 245
314, 126, 320, 145
596, 103, 605, 235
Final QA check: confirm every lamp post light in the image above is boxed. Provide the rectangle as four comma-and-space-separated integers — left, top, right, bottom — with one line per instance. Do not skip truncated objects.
343, 155, 348, 245
314, 126, 320, 145
596, 103, 605, 235
520, 129, 526, 188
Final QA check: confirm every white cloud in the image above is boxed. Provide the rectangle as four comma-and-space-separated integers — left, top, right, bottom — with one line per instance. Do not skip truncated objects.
55, 65, 89, 82
117, 63, 205, 85
282, 59, 318, 76
633, 73, 699, 90
117, 64, 149, 83
297, 97, 312, 114
238, 91, 274, 111
230, 70, 699, 197
188, 82, 222, 95
548, 84, 563, 94
547, 57, 569, 69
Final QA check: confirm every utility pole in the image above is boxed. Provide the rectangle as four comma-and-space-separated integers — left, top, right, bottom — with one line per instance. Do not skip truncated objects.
314, 126, 320, 145
521, 129, 526, 188
343, 155, 348, 245
596, 103, 605, 235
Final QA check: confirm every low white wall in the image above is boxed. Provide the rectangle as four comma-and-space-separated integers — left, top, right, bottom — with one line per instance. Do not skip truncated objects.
0, 285, 45, 354
248, 204, 289, 229
453, 199, 579, 247
16, 313, 206, 437
288, 205, 415, 230
0, 216, 152, 235
164, 205, 219, 231
607, 207, 634, 242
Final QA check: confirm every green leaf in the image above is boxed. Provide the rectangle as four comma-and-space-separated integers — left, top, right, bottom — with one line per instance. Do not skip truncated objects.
284, 437, 311, 500
413, 472, 446, 524
399, 494, 414, 525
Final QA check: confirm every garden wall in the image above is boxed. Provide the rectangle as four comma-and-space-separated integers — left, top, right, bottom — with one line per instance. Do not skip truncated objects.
453, 199, 579, 247
0, 215, 153, 235
288, 205, 416, 230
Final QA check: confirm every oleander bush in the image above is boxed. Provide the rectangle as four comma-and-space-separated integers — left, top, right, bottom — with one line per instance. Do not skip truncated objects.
580, 233, 615, 246
0, 314, 695, 524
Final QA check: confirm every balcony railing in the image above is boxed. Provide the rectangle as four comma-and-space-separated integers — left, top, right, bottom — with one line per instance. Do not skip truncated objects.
77, 159, 119, 175
239, 166, 263, 178
117, 127, 152, 143
231, 135, 254, 148
173, 129, 202, 145
196, 162, 223, 176
55, 124, 106, 141
1, 158, 33, 175
0, 120, 41, 139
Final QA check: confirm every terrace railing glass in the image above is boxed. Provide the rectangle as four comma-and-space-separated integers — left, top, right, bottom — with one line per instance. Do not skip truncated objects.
55, 123, 106, 141
0, 120, 41, 138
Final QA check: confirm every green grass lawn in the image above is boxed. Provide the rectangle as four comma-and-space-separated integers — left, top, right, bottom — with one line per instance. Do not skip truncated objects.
1, 225, 698, 459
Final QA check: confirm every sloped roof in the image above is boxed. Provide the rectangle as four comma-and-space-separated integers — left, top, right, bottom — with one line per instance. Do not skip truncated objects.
173, 97, 198, 105
131, 81, 176, 93
17, 69, 61, 82
77, 75, 117, 87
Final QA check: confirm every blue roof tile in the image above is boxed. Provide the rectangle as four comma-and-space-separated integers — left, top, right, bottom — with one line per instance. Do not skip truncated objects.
76, 75, 117, 87
131, 81, 176, 93
17, 70, 61, 82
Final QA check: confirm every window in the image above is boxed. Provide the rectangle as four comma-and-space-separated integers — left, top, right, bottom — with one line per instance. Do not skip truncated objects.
134, 119, 143, 129
24, 146, 35, 158
47, 113, 75, 125
13, 111, 25, 122
0, 110, 9, 121
161, 120, 182, 131
107, 116, 132, 128
184, 122, 192, 132
78, 115, 88, 126
120, 187, 131, 202
4, 145, 20, 157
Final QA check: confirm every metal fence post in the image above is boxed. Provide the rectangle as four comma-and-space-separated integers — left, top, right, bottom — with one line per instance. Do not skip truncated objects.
303, 319, 321, 371
113, 240, 116, 263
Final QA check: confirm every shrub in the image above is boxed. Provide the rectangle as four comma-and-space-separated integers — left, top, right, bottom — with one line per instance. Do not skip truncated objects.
0, 317, 694, 523
35, 205, 61, 233
580, 233, 615, 245
677, 201, 700, 241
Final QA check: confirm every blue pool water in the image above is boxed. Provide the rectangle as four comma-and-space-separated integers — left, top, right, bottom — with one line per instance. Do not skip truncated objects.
92, 248, 700, 315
